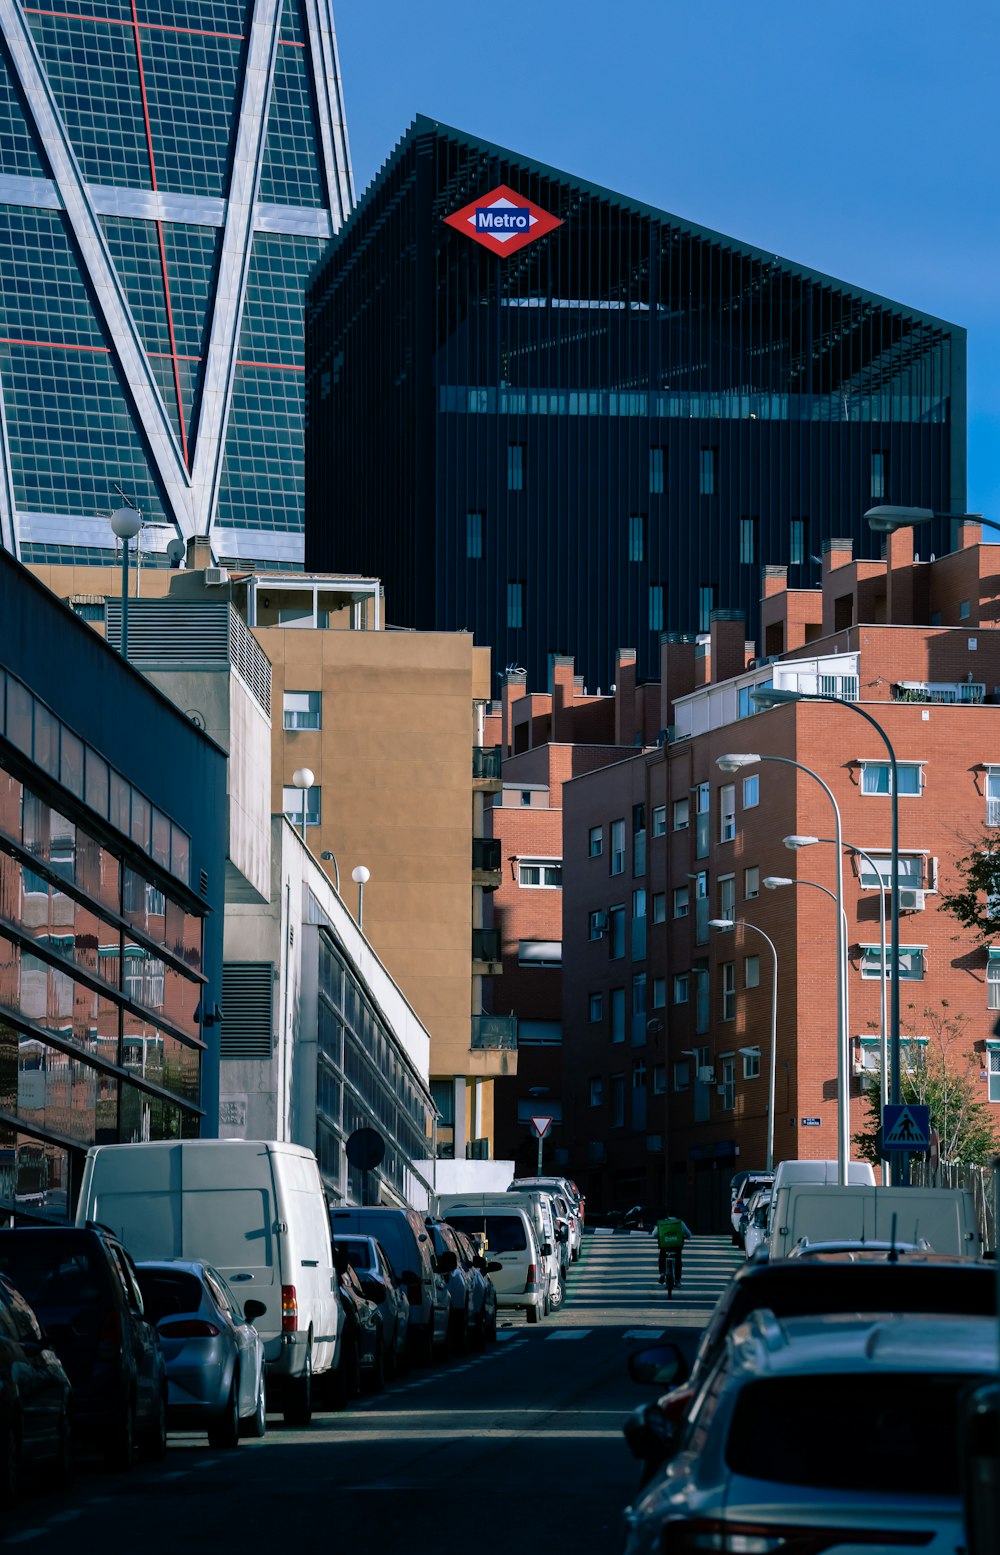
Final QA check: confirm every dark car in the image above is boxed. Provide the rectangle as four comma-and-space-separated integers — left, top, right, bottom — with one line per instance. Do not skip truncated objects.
0, 1226, 167, 1470
333, 1248, 384, 1402
333, 1235, 409, 1379
624, 1251, 998, 1484
0, 1272, 73, 1504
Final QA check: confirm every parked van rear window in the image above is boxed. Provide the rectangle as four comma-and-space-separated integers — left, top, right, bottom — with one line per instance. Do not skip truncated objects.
448, 1215, 527, 1253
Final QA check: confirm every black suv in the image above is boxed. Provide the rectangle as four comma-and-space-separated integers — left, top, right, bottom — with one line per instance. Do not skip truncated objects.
0, 1226, 166, 1469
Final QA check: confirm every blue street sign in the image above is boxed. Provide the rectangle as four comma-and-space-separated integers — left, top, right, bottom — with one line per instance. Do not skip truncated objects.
883, 1103, 931, 1151
800, 1117, 822, 1127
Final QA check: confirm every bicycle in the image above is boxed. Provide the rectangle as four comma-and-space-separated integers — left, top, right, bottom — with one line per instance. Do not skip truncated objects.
659, 1249, 677, 1299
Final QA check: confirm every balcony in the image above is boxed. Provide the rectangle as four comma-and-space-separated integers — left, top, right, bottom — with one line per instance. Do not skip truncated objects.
472, 927, 502, 975
988, 797, 1000, 828
472, 836, 502, 889
471, 1014, 517, 1051
472, 746, 503, 791
892, 680, 985, 705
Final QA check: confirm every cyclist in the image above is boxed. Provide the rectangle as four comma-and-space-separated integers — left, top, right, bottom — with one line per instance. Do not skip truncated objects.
653, 1213, 692, 1286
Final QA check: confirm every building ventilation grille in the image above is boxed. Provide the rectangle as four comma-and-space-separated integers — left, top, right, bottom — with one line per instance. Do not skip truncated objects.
220, 962, 274, 1060
105, 601, 272, 718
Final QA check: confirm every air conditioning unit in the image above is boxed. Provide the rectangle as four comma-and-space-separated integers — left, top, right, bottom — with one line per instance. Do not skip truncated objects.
899, 888, 926, 912
204, 566, 229, 586
697, 1065, 716, 1085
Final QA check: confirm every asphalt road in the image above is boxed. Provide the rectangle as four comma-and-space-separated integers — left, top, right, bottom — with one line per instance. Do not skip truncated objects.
1, 1235, 741, 1551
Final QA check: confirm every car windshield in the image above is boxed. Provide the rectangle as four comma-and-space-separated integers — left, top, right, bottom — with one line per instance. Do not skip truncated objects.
135, 1268, 205, 1323
0, 1238, 107, 1320
448, 1215, 527, 1253
339, 1240, 374, 1272
727, 1373, 978, 1494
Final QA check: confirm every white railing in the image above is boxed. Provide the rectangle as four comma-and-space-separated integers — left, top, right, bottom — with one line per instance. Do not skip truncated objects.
893, 680, 986, 705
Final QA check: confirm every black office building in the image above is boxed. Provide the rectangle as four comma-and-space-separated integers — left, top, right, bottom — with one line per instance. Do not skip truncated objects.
305, 117, 965, 688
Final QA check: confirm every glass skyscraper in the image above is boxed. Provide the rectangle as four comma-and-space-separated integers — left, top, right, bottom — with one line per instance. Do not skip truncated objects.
0, 0, 352, 568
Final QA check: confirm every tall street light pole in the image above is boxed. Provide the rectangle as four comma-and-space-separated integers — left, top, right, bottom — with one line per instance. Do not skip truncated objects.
718, 751, 849, 1184
751, 687, 906, 1184
110, 507, 142, 662
291, 767, 314, 845
708, 917, 778, 1172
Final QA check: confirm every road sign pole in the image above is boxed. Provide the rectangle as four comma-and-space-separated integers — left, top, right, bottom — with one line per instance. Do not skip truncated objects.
537, 1133, 543, 1175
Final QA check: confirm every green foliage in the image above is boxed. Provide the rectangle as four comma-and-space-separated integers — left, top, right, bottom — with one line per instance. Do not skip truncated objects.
852, 1004, 1000, 1168
939, 830, 1000, 941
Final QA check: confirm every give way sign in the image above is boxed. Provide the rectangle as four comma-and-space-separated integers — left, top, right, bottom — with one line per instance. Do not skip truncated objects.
530, 1116, 553, 1139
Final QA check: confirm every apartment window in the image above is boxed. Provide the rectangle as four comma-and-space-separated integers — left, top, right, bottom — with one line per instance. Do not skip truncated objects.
507, 442, 525, 490
721, 961, 736, 1021
721, 1054, 736, 1110
673, 973, 689, 1005
745, 954, 760, 989
282, 785, 321, 826
857, 853, 924, 891
589, 993, 603, 1022
743, 774, 759, 808
719, 875, 735, 921
609, 906, 625, 959
507, 581, 524, 629
719, 783, 736, 842
742, 1048, 761, 1080
589, 1077, 603, 1107
790, 517, 806, 566
650, 447, 664, 494
986, 771, 1000, 826
673, 1061, 690, 1092
871, 450, 887, 501
652, 892, 666, 924
633, 804, 647, 877
632, 889, 647, 960
739, 516, 757, 566
988, 951, 1000, 1010
517, 941, 562, 968
610, 1074, 625, 1127
652, 805, 666, 838
699, 447, 716, 496
673, 798, 689, 831
648, 585, 664, 632
588, 910, 606, 941
860, 945, 926, 980
611, 988, 626, 1043
652, 976, 666, 1008
633, 1061, 647, 1089
72, 601, 106, 623
695, 781, 710, 858
589, 826, 604, 858
860, 761, 922, 796
628, 514, 645, 562
698, 586, 714, 632
283, 691, 322, 730
744, 866, 760, 900
518, 859, 562, 888
653, 1063, 667, 1094
520, 790, 532, 806
673, 886, 689, 919
988, 1047, 1000, 1104
960, 599, 971, 622
466, 511, 484, 559
632, 973, 647, 1016
610, 819, 626, 875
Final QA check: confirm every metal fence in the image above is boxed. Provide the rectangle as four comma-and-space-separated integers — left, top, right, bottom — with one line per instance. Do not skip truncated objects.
908, 1158, 997, 1251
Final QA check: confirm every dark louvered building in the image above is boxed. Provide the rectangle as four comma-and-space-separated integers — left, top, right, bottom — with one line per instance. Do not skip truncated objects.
305, 117, 965, 688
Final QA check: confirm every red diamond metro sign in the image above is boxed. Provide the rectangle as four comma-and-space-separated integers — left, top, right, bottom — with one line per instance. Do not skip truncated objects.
443, 183, 563, 257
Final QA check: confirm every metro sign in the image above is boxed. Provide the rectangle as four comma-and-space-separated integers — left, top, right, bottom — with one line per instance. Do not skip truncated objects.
443, 183, 562, 257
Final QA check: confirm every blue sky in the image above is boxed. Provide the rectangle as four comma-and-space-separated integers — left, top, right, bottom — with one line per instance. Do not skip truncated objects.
337, 0, 999, 516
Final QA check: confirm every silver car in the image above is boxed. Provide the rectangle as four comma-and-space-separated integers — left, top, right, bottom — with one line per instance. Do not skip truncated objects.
135, 1260, 267, 1447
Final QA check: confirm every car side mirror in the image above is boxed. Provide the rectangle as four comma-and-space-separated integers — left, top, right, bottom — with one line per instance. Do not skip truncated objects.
627, 1342, 689, 1387
487, 1261, 503, 1274
540, 1242, 552, 1257
361, 1278, 386, 1304
243, 1299, 266, 1325
436, 1250, 458, 1276
399, 1269, 418, 1285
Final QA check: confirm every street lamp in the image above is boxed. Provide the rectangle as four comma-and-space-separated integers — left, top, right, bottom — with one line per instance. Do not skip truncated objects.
320, 850, 340, 892
291, 767, 314, 844
865, 504, 1000, 539
109, 506, 142, 662
750, 683, 907, 1182
718, 750, 849, 1184
352, 864, 370, 929
708, 917, 779, 1171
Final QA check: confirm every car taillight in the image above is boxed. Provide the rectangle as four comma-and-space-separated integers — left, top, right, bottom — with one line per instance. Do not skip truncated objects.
159, 1319, 220, 1339
525, 1262, 536, 1292
97, 1309, 121, 1360
660, 1520, 923, 1554
281, 1284, 298, 1333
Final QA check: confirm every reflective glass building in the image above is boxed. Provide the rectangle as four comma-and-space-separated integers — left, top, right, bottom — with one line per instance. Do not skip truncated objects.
0, 0, 352, 568
305, 118, 965, 690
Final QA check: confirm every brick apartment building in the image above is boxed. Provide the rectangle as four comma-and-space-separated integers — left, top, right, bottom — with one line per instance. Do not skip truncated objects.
490, 521, 1000, 1229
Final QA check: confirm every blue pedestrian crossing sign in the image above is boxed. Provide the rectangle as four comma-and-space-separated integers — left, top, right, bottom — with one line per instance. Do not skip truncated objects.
883, 1103, 931, 1151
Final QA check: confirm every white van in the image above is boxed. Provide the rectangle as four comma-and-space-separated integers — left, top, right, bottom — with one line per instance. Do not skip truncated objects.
769, 1159, 877, 1196
76, 1140, 340, 1425
439, 1191, 562, 1312
439, 1201, 545, 1323
770, 1183, 980, 1261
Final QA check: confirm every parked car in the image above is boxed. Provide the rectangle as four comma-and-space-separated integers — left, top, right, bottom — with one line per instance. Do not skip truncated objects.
443, 1203, 545, 1324
623, 1313, 996, 1555
508, 1178, 583, 1261
0, 1271, 73, 1504
742, 1193, 771, 1260
440, 1192, 562, 1315
332, 1234, 409, 1379
334, 1252, 384, 1398
330, 1207, 449, 1367
729, 1171, 773, 1246
134, 1260, 267, 1446
453, 1229, 499, 1347
0, 1226, 167, 1470
623, 1250, 997, 1485
425, 1217, 477, 1353
77, 1140, 340, 1427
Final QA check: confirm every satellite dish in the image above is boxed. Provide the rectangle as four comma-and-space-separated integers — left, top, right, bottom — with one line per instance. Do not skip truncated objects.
166, 537, 185, 568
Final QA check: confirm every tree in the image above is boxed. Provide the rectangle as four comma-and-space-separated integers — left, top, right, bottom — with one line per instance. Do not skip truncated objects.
939, 830, 1000, 941
852, 1003, 1000, 1168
